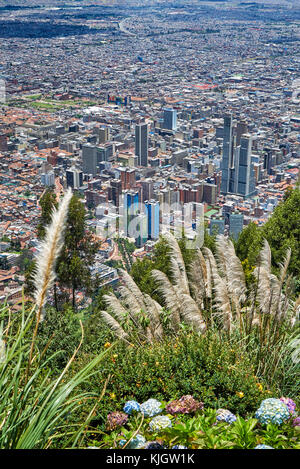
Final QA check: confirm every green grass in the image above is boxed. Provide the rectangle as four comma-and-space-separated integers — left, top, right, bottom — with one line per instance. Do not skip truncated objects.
0, 302, 111, 449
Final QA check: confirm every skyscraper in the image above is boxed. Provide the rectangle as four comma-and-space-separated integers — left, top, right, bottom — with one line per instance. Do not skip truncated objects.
229, 212, 244, 240
135, 213, 148, 248
145, 200, 160, 240
264, 148, 273, 175
163, 108, 177, 131
210, 217, 225, 236
236, 135, 256, 197
66, 167, 83, 189
135, 123, 148, 167
122, 190, 139, 237
220, 114, 233, 194
82, 144, 97, 176
221, 115, 256, 198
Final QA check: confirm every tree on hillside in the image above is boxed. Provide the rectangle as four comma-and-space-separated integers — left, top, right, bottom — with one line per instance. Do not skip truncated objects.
235, 222, 263, 268
27, 190, 100, 310
37, 190, 58, 240
262, 186, 300, 283
56, 194, 101, 308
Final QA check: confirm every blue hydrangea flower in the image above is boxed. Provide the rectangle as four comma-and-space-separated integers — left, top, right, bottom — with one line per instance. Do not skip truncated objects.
254, 445, 274, 449
255, 398, 290, 426
216, 408, 237, 424
123, 400, 140, 414
149, 415, 172, 432
172, 445, 188, 449
140, 399, 162, 417
119, 434, 146, 449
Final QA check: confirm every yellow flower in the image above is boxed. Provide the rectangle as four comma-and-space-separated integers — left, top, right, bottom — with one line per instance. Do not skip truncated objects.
237, 392, 244, 398
113, 354, 118, 359
104, 342, 111, 349
256, 383, 263, 392
155, 361, 160, 366
110, 393, 116, 399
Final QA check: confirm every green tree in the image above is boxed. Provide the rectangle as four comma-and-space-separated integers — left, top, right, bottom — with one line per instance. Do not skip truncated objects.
36, 190, 58, 240
235, 222, 263, 267
56, 195, 101, 308
263, 186, 300, 281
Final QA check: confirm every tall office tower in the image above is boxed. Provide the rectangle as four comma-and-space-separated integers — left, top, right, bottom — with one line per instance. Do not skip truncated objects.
220, 114, 233, 194
236, 121, 248, 145
108, 179, 122, 207
221, 115, 256, 198
264, 148, 273, 175
82, 144, 97, 176
99, 126, 110, 144
135, 123, 148, 166
145, 200, 160, 240
96, 147, 107, 164
41, 171, 55, 187
141, 178, 154, 202
120, 167, 136, 190
229, 212, 244, 240
202, 183, 217, 205
66, 167, 83, 189
122, 190, 139, 237
236, 134, 256, 197
210, 217, 225, 236
105, 143, 114, 161
163, 108, 177, 131
135, 213, 148, 248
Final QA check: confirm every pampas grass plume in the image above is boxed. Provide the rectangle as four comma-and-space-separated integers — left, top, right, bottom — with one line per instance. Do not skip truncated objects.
33, 188, 72, 321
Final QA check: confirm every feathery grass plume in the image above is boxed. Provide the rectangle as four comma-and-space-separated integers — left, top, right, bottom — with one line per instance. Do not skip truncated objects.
179, 293, 206, 333
103, 293, 128, 323
205, 257, 212, 299
215, 235, 229, 279
118, 269, 146, 311
161, 231, 190, 295
224, 238, 247, 305
33, 188, 73, 322
100, 311, 128, 341
273, 248, 292, 320
151, 268, 181, 329
259, 239, 272, 273
142, 294, 164, 340
253, 239, 273, 315
204, 246, 232, 332
189, 249, 207, 308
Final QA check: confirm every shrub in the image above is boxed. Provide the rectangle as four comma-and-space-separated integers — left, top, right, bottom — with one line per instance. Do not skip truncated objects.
83, 331, 272, 428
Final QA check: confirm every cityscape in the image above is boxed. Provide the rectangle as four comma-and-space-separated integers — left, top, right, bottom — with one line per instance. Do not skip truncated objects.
0, 0, 299, 452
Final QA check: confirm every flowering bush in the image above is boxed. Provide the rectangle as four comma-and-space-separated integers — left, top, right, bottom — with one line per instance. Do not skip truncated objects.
123, 400, 140, 415
140, 399, 163, 417
292, 416, 300, 427
165, 395, 203, 415
149, 415, 172, 432
119, 434, 146, 449
106, 412, 128, 431
96, 395, 299, 450
255, 398, 290, 426
216, 408, 237, 425
280, 397, 296, 415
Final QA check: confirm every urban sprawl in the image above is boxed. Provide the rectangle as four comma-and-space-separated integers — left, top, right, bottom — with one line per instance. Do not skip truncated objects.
0, 0, 299, 310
